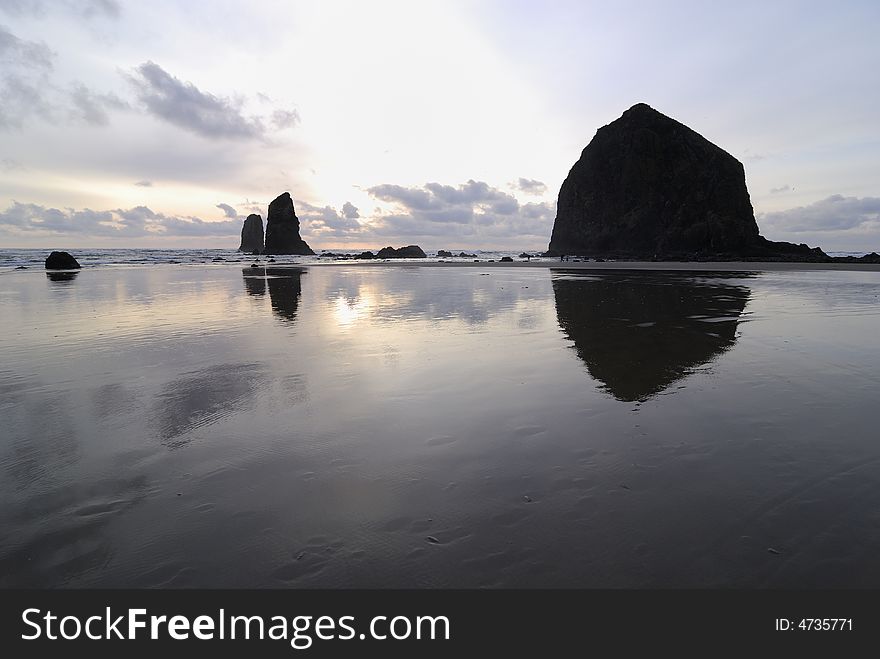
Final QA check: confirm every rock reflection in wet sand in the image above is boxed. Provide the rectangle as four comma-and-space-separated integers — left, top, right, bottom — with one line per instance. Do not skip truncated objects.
552, 270, 751, 401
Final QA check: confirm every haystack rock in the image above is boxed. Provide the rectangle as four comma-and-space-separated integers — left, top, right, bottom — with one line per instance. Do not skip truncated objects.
239, 214, 264, 254
45, 251, 81, 269
548, 103, 827, 260
263, 192, 314, 255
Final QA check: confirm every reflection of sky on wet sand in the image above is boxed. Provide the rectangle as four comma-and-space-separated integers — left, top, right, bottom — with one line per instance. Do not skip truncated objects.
1, 265, 880, 587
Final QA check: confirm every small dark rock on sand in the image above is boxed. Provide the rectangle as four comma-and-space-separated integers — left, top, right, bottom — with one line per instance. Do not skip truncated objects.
500, 256, 514, 262
45, 251, 81, 269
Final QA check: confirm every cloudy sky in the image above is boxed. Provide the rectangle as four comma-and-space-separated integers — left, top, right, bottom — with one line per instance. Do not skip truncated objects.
1, 0, 878, 251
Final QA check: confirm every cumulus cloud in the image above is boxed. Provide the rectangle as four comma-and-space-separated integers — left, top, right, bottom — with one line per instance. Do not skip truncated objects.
216, 203, 238, 219
0, 201, 239, 238
341, 201, 359, 220
759, 195, 880, 233
365, 179, 555, 241
126, 62, 302, 141
297, 200, 362, 237
515, 177, 547, 195
1, 179, 557, 248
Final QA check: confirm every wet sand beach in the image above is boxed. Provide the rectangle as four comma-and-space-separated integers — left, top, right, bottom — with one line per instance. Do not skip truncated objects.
1, 264, 879, 587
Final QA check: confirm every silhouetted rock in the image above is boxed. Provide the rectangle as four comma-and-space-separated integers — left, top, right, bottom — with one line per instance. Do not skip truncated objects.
264, 192, 314, 255
459, 252, 476, 258
548, 103, 829, 261
376, 245, 427, 259
354, 251, 375, 259
500, 256, 514, 262
239, 214, 264, 253
832, 251, 880, 264
437, 250, 453, 257
45, 251, 81, 269
553, 271, 750, 401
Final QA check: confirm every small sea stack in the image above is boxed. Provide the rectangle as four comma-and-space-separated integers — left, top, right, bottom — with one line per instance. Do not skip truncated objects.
239, 214, 264, 254
45, 251, 81, 269
263, 192, 315, 255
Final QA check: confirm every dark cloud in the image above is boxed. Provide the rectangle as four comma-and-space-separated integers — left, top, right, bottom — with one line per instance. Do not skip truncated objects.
515, 177, 547, 195
126, 62, 301, 141
759, 195, 880, 232
342, 201, 359, 220
0, 201, 239, 238
216, 203, 238, 219
134, 180, 153, 187
69, 83, 127, 125
128, 61, 266, 140
769, 185, 791, 194
369, 184, 436, 211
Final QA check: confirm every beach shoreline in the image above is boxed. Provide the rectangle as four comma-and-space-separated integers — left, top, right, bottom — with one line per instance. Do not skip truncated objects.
299, 259, 880, 272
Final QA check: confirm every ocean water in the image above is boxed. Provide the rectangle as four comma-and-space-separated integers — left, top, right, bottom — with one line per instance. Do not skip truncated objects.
1, 264, 879, 587
0, 248, 872, 272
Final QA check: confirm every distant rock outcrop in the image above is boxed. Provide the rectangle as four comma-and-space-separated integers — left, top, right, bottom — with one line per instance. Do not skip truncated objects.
45, 251, 81, 269
548, 103, 829, 261
263, 192, 314, 255
239, 214, 264, 254
376, 245, 427, 259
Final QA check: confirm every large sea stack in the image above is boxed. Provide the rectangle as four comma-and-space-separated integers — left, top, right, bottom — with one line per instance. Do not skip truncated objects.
239, 214, 264, 253
548, 103, 827, 261
263, 192, 314, 255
